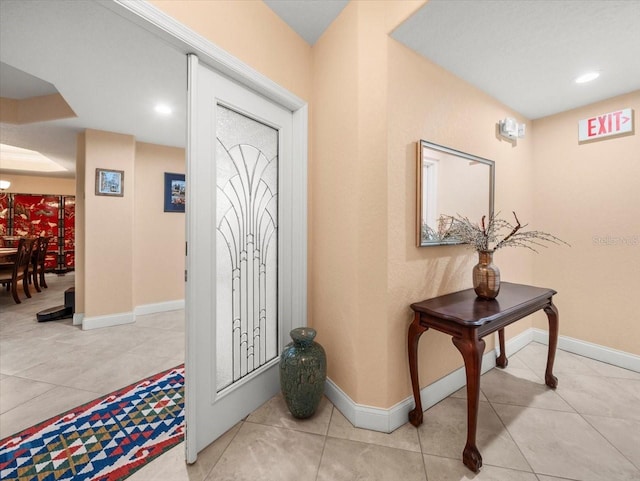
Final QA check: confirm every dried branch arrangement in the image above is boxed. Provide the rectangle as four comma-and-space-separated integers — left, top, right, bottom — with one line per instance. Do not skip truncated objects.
422, 216, 459, 243
444, 211, 569, 253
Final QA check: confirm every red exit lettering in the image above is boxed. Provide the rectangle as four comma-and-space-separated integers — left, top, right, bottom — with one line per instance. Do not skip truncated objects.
587, 111, 628, 137
579, 108, 633, 142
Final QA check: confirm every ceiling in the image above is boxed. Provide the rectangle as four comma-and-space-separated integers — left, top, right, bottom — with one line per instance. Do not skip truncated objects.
263, 0, 349, 45
0, 0, 187, 178
391, 0, 640, 120
1, 0, 638, 178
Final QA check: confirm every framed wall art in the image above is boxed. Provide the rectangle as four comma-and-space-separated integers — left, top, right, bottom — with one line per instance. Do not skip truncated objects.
95, 168, 124, 197
164, 172, 185, 212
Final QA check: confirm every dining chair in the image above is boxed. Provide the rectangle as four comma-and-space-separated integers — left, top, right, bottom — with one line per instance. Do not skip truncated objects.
29, 237, 42, 292
0, 237, 35, 303
37, 236, 53, 289
29, 236, 52, 292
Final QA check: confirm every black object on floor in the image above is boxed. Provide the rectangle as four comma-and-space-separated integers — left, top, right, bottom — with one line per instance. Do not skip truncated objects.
37, 287, 75, 322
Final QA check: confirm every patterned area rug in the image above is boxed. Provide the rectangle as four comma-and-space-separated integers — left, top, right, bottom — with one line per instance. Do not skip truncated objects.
0, 365, 184, 481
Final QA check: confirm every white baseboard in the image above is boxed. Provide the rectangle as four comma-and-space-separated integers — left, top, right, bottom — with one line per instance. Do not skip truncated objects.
134, 299, 185, 316
324, 327, 638, 433
72, 312, 83, 326
531, 328, 640, 373
499, 327, 534, 357
324, 346, 499, 434
82, 311, 134, 330
80, 300, 184, 330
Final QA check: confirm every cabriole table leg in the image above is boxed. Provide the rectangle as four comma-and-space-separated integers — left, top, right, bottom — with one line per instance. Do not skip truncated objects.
452, 332, 486, 472
543, 302, 559, 388
496, 328, 508, 368
408, 313, 428, 427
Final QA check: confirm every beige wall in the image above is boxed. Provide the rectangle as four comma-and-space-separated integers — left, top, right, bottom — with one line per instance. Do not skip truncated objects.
311, 0, 362, 403
0, 93, 75, 124
75, 133, 86, 315
310, 0, 533, 407
149, 0, 637, 412
0, 97, 18, 123
386, 38, 537, 407
134, 142, 185, 306
312, 0, 540, 407
83, 129, 135, 318
0, 173, 75, 195
532, 91, 640, 355
76, 131, 186, 319
149, 0, 312, 102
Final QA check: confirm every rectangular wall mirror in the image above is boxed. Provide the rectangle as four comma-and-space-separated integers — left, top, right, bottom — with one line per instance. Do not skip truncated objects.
416, 140, 495, 246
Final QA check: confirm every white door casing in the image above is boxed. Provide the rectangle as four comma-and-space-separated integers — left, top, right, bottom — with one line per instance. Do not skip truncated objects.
186, 54, 307, 462
106, 1, 307, 463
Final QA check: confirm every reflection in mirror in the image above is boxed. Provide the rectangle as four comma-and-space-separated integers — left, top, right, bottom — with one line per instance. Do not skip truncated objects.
416, 140, 494, 246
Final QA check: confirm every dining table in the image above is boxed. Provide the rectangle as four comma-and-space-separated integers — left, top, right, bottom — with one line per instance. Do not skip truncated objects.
0, 247, 18, 263
1, 236, 21, 248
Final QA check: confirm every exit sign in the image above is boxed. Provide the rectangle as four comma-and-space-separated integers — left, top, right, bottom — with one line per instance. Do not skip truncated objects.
578, 108, 634, 141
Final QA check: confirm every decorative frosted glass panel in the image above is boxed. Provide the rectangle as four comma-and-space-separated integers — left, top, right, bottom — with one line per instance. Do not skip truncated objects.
216, 105, 279, 392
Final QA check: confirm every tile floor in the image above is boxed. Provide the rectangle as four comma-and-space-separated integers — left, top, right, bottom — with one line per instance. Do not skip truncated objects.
2, 274, 639, 480
0, 273, 184, 439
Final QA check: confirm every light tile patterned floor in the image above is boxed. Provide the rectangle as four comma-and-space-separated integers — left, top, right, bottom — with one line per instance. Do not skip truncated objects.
0, 273, 184, 439
2, 274, 639, 480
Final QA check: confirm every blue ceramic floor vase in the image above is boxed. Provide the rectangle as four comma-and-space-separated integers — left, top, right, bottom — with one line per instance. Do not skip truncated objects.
279, 328, 327, 419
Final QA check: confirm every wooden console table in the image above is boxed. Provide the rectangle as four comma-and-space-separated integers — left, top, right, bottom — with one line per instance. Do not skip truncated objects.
408, 282, 558, 472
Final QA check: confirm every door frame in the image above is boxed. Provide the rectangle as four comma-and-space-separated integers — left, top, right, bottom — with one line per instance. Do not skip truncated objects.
111, 0, 308, 463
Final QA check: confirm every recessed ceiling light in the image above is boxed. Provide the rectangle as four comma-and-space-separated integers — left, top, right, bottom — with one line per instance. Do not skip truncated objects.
575, 72, 600, 84
154, 104, 172, 115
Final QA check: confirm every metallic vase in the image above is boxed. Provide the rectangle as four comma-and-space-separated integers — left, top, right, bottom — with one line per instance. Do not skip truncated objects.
279, 328, 327, 419
473, 250, 500, 299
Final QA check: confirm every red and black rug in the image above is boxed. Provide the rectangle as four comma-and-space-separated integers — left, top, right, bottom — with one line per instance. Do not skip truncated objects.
0, 365, 184, 481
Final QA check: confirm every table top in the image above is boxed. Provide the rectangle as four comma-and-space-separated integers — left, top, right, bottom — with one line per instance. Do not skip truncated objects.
410, 282, 556, 327
0, 248, 17, 265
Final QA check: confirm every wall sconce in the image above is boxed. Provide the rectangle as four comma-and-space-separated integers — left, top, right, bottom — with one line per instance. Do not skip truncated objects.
498, 117, 525, 140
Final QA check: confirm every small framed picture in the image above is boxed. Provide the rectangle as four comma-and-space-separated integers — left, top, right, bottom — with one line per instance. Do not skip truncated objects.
164, 172, 186, 212
95, 168, 124, 197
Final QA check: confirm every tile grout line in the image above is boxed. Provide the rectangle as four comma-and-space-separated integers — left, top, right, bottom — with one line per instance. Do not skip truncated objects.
415, 416, 430, 481
545, 350, 640, 473
578, 409, 640, 473
486, 394, 536, 475
502, 348, 640, 477
313, 405, 334, 481
202, 420, 245, 480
